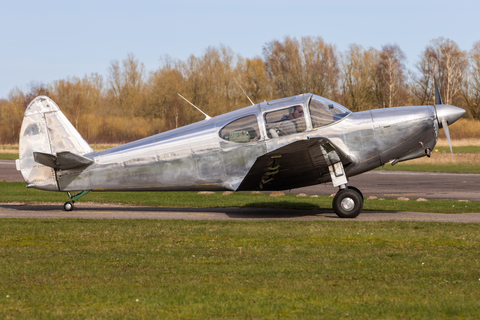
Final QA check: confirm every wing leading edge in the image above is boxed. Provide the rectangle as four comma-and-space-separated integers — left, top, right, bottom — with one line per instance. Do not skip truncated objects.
237, 137, 352, 191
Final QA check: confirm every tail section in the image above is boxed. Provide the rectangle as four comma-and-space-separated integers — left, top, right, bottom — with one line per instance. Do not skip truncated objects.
16, 96, 93, 190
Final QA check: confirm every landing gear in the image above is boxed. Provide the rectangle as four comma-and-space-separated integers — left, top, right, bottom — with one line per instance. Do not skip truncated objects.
63, 191, 90, 212
347, 186, 364, 203
333, 187, 363, 218
318, 143, 363, 218
64, 201, 74, 211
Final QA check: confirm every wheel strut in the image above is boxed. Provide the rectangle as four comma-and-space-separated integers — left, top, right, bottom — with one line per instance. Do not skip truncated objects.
64, 190, 90, 211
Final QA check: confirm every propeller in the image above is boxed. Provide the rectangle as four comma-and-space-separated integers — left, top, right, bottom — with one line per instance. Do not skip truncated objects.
434, 76, 442, 105
433, 77, 465, 155
442, 119, 453, 155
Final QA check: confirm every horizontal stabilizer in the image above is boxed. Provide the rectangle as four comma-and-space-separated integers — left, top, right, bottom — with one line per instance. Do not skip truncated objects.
34, 151, 93, 170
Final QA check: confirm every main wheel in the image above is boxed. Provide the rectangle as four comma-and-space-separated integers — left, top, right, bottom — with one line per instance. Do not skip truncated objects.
333, 188, 363, 218
63, 201, 74, 211
347, 186, 364, 203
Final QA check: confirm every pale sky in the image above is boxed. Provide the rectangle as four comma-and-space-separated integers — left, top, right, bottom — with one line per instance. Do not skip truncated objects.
1, 0, 479, 99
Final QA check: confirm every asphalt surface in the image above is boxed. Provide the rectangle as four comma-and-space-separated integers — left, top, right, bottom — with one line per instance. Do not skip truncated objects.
2, 159, 479, 222
1, 203, 480, 223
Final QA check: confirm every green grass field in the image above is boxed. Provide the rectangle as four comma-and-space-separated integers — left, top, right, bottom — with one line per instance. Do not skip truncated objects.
0, 153, 18, 160
378, 162, 480, 174
433, 146, 480, 153
1, 219, 480, 319
0, 181, 479, 214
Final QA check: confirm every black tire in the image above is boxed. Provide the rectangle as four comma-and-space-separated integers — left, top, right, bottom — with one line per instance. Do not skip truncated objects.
63, 201, 74, 212
332, 189, 363, 218
347, 186, 364, 203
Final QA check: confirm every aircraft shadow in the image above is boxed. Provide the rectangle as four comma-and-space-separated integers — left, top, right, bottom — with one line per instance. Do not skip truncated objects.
0, 203, 343, 219
0, 203, 398, 220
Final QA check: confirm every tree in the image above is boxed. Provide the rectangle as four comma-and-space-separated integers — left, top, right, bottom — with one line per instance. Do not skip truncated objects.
463, 41, 480, 119
340, 44, 380, 111
182, 45, 240, 120
377, 44, 408, 108
51, 74, 103, 129
236, 57, 272, 104
263, 36, 340, 99
0, 87, 25, 143
412, 38, 468, 106
107, 53, 146, 116
301, 36, 340, 98
263, 37, 303, 97
24, 82, 50, 109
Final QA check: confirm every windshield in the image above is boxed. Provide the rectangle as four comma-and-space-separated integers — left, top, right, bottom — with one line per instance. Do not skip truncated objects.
308, 95, 351, 128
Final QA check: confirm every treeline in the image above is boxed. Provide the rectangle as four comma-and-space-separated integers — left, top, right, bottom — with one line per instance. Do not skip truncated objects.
1, 36, 479, 144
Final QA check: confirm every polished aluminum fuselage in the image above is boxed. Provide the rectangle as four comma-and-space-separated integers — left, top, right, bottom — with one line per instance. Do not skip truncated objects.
50, 94, 438, 192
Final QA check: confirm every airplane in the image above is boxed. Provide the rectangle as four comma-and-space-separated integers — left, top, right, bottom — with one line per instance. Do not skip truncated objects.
16, 84, 465, 218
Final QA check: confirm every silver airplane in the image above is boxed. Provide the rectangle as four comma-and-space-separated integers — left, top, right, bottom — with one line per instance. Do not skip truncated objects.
16, 87, 465, 218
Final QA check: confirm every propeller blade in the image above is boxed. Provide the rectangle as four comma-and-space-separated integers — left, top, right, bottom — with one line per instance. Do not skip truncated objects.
434, 76, 442, 105
442, 119, 453, 155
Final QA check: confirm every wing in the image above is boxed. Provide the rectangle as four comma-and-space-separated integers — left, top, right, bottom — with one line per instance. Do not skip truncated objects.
33, 151, 94, 170
236, 137, 352, 191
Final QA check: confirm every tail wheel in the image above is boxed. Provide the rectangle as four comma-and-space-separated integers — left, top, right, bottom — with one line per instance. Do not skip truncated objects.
63, 202, 74, 211
333, 188, 363, 218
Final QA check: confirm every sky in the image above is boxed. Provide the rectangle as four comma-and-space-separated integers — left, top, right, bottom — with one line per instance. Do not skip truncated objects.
1, 0, 479, 99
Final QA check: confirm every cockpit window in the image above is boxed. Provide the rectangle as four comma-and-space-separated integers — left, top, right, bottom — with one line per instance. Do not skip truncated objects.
265, 105, 307, 138
308, 95, 351, 128
219, 115, 260, 143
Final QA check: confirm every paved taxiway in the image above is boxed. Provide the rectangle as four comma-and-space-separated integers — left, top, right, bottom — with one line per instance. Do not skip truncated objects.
0, 203, 479, 223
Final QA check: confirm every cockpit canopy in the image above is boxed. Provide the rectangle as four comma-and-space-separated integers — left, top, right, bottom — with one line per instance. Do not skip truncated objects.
308, 95, 351, 128
219, 94, 352, 143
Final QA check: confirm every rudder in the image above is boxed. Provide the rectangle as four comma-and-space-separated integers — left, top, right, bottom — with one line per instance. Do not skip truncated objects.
16, 96, 93, 190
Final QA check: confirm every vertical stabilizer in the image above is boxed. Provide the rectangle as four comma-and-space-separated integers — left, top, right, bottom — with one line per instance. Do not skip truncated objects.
17, 96, 93, 190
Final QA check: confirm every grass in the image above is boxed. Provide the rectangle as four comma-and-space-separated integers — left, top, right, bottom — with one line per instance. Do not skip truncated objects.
380, 163, 480, 173
379, 152, 480, 173
1, 219, 480, 318
0, 153, 18, 160
1, 182, 479, 214
433, 146, 480, 153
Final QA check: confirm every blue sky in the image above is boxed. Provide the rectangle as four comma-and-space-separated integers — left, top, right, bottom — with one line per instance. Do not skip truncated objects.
1, 0, 478, 99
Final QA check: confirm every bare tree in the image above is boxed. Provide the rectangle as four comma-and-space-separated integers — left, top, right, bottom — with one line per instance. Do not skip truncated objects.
301, 36, 340, 98
410, 50, 436, 106
263, 36, 340, 99
107, 53, 146, 116
263, 37, 303, 97
340, 44, 380, 111
463, 41, 480, 119
377, 44, 407, 108
412, 38, 468, 106
51, 74, 103, 129
24, 82, 50, 109
236, 56, 272, 104
0, 87, 25, 143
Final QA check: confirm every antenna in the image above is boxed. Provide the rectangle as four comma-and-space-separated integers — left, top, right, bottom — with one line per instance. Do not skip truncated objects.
235, 78, 255, 106
178, 94, 211, 120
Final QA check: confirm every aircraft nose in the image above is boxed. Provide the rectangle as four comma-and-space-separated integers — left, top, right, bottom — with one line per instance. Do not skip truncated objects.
435, 105, 466, 128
